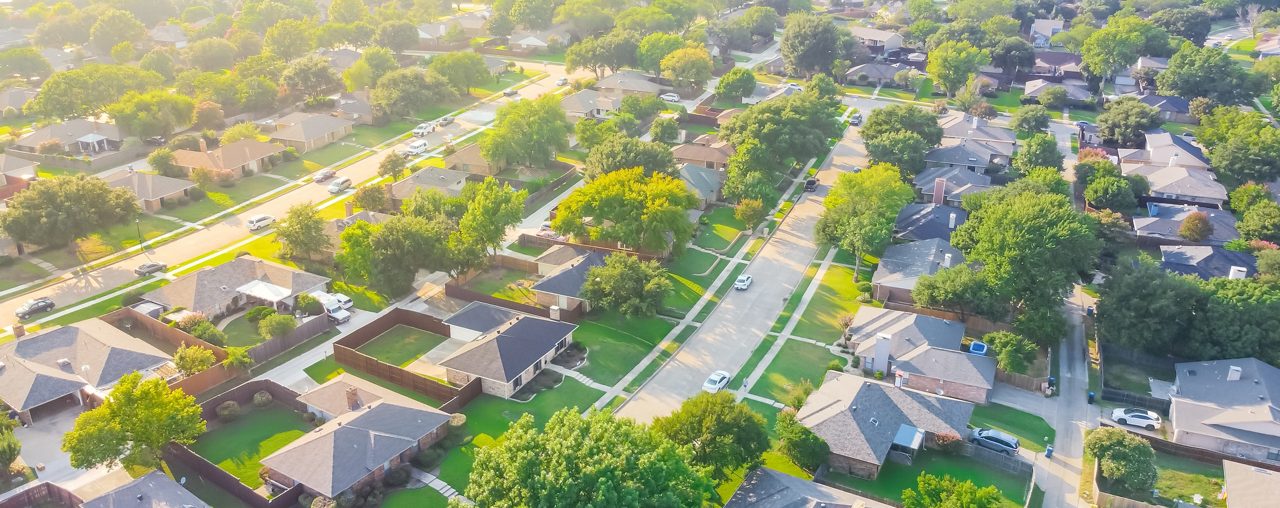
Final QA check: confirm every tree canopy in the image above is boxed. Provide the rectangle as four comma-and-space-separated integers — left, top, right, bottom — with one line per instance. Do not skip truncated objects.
26, 64, 162, 119
1157, 41, 1266, 105
107, 90, 195, 138
552, 167, 699, 252
926, 40, 991, 96
1085, 428, 1158, 492
861, 103, 943, 146
719, 92, 842, 168
276, 202, 329, 259
62, 372, 204, 469
581, 253, 673, 316
585, 136, 676, 179
480, 95, 570, 169
816, 163, 915, 273
0, 175, 140, 248
652, 392, 769, 480
1096, 96, 1163, 148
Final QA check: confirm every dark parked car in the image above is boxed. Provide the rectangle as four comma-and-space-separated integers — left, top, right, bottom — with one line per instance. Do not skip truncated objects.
804, 179, 818, 192
849, 114, 862, 126
16, 297, 54, 319
503, 90, 519, 97
144, 136, 165, 146
437, 115, 455, 126
313, 169, 336, 182
134, 262, 168, 277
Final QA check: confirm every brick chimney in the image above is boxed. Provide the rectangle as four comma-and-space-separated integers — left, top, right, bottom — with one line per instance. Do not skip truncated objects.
344, 201, 354, 217
345, 387, 361, 410
932, 178, 947, 205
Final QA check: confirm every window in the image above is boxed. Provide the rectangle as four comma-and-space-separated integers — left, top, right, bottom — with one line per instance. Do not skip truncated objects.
557, 339, 567, 351
1268, 450, 1279, 461
513, 377, 523, 389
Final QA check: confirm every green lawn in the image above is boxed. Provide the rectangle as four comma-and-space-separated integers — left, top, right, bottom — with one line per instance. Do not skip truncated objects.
473, 71, 536, 97
272, 142, 366, 179
985, 89, 1024, 113
506, 240, 549, 257
665, 249, 724, 315
731, 334, 778, 388
694, 206, 748, 251
437, 378, 604, 491
0, 258, 48, 292
828, 452, 1029, 508
163, 460, 251, 508
914, 78, 935, 100
572, 311, 672, 385
357, 324, 448, 367
191, 405, 310, 489
304, 356, 446, 407
331, 280, 391, 312
34, 215, 184, 269
35, 165, 81, 179
1069, 108, 1100, 124
1103, 452, 1225, 508
166, 175, 288, 223
772, 264, 819, 333
876, 86, 919, 101
791, 264, 866, 342
219, 314, 266, 348
466, 268, 540, 306
351, 121, 415, 147
749, 340, 846, 402
745, 399, 782, 439
383, 487, 448, 508
969, 404, 1056, 453
1104, 362, 1173, 394
250, 329, 339, 375
1160, 122, 1197, 136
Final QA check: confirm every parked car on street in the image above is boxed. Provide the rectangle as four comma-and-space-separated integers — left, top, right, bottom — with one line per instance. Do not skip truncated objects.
247, 214, 275, 231
503, 89, 519, 97
412, 122, 435, 136
804, 178, 818, 192
327, 177, 352, 194
660, 92, 681, 102
134, 262, 167, 277
702, 370, 731, 393
313, 169, 335, 182
437, 116, 454, 126
970, 428, 1020, 456
1112, 408, 1162, 430
15, 297, 54, 319
849, 113, 862, 126
399, 139, 429, 157
733, 274, 753, 290
555, 77, 569, 86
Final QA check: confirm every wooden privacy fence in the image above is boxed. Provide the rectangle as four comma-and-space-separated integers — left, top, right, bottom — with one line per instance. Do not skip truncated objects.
443, 282, 582, 323
0, 482, 83, 508
1100, 422, 1280, 473
246, 314, 334, 364
198, 379, 307, 422
334, 307, 451, 349
163, 444, 305, 508
102, 307, 227, 360
517, 233, 666, 261
881, 301, 1010, 335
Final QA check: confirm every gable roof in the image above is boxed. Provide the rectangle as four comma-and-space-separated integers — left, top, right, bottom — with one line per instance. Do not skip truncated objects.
559, 89, 621, 115
390, 168, 473, 199
1123, 164, 1227, 203
678, 163, 722, 201
595, 71, 664, 94
848, 26, 902, 44
1171, 358, 1280, 451
1132, 204, 1238, 245
531, 251, 607, 299
1024, 79, 1092, 101
1137, 94, 1190, 114
443, 301, 523, 335
845, 307, 964, 358
298, 373, 434, 419
914, 166, 994, 199
797, 372, 973, 466
142, 256, 330, 317
171, 139, 287, 172
1031, 18, 1064, 38
325, 210, 392, 243
148, 24, 188, 45
726, 467, 884, 508
1033, 51, 1083, 72
438, 314, 577, 383
896, 346, 997, 390
82, 471, 208, 508
0, 88, 36, 111
925, 138, 1012, 167
845, 62, 909, 82
1160, 245, 1257, 280
0, 154, 35, 177
16, 119, 122, 148
1224, 460, 1280, 508
895, 203, 967, 242
102, 171, 195, 200
1118, 131, 1210, 168
872, 239, 964, 292
271, 113, 354, 143
0, 319, 170, 411
334, 91, 372, 119
939, 113, 1017, 145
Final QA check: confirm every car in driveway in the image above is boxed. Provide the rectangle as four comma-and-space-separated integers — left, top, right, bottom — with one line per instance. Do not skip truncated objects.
134, 261, 167, 277
849, 113, 862, 126
313, 169, 336, 182
1112, 408, 1162, 430
247, 214, 275, 231
970, 428, 1020, 456
327, 176, 352, 194
15, 297, 54, 319
702, 370, 731, 393
310, 291, 351, 324
330, 293, 353, 310
660, 92, 681, 102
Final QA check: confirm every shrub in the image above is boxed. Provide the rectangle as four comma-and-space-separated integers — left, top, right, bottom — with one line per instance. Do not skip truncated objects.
296, 293, 323, 316
246, 306, 276, 323
258, 313, 297, 339
190, 321, 227, 347
216, 400, 241, 422
855, 281, 872, 293
850, 356, 860, 368
932, 432, 966, 455
283, 147, 300, 161
412, 445, 447, 470
253, 390, 273, 407
188, 187, 206, 201
826, 359, 843, 372
382, 464, 411, 487
874, 370, 884, 380
298, 493, 316, 508
0, 428, 21, 470
36, 139, 64, 155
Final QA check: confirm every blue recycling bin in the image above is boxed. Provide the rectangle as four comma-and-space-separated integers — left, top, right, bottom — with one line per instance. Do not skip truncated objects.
1088, 391, 1096, 404
1045, 445, 1054, 459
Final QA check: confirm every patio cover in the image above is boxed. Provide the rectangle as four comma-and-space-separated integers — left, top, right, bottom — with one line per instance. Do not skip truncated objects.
892, 424, 924, 450
236, 280, 292, 303
76, 133, 108, 144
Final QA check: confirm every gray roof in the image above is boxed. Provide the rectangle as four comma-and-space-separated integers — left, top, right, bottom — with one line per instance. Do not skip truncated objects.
797, 372, 974, 466
319, 48, 361, 72
261, 401, 450, 497
1224, 460, 1280, 508
895, 203, 967, 242
895, 346, 996, 390
1033, 51, 1083, 72
16, 119, 122, 148
845, 307, 964, 358
726, 467, 885, 508
1133, 204, 1238, 245
1137, 94, 1190, 114
297, 373, 438, 420
531, 251, 607, 299
1024, 80, 1092, 101
0, 319, 170, 411
326, 210, 393, 241
938, 113, 1017, 145
0, 88, 36, 111
924, 139, 1011, 168
533, 244, 590, 266
1118, 131, 1210, 168
271, 112, 354, 143
678, 163, 722, 201
914, 166, 993, 200
845, 62, 909, 82
595, 71, 663, 94
1160, 245, 1257, 280
390, 168, 473, 199
1171, 358, 1280, 451
439, 314, 577, 383
335, 91, 372, 118
82, 471, 209, 508
142, 256, 330, 317
102, 171, 195, 200
1123, 165, 1227, 203
442, 301, 522, 335
559, 89, 621, 115
872, 239, 965, 291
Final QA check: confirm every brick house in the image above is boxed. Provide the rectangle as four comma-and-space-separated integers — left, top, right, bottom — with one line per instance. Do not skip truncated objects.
439, 305, 577, 398
843, 307, 996, 403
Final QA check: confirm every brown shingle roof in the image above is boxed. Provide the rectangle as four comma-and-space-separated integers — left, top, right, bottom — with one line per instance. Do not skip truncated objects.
102, 171, 195, 200
171, 139, 286, 172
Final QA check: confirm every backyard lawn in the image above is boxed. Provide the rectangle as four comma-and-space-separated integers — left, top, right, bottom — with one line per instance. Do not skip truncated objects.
219, 314, 265, 348
693, 206, 748, 252
984, 88, 1024, 113
351, 121, 415, 147
163, 460, 251, 508
506, 240, 548, 257
1103, 452, 1225, 508
166, 175, 289, 223
0, 258, 47, 292
665, 249, 724, 316
383, 487, 448, 508
191, 405, 310, 489
304, 356, 445, 407
970, 403, 1056, 453
749, 340, 846, 403
791, 264, 867, 342
272, 142, 366, 179
465, 268, 541, 306
572, 311, 673, 385
357, 324, 448, 367
828, 452, 1029, 508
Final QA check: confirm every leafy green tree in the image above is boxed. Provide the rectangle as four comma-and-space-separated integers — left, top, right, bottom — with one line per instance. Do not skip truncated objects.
236, 54, 286, 82
428, 51, 491, 94
329, 0, 368, 23
780, 12, 845, 76
816, 163, 915, 274
1205, 123, 1280, 189
281, 55, 341, 99
736, 6, 782, 38
1024, 167, 1071, 197
0, 430, 19, 471
173, 345, 217, 376
342, 46, 398, 91
480, 95, 569, 169
1179, 210, 1213, 242
717, 67, 757, 100
902, 473, 1003, 508
25, 64, 162, 119
566, 31, 639, 79
485, 12, 516, 37
722, 138, 779, 204
719, 93, 843, 168
927, 40, 991, 96
1240, 201, 1280, 243
220, 122, 262, 144
258, 313, 297, 339
735, 198, 766, 226
1097, 255, 1201, 352
371, 215, 451, 295
865, 130, 929, 177
661, 47, 713, 92
652, 392, 769, 480
139, 49, 178, 81
457, 177, 526, 255
90, 9, 145, 53
0, 175, 140, 248
1230, 183, 1273, 215
1011, 104, 1050, 135
337, 220, 378, 281
574, 118, 623, 151
352, 185, 390, 213
1150, 7, 1212, 45
585, 137, 676, 179
466, 410, 711, 506
223, 346, 255, 370
374, 20, 419, 54
511, 0, 558, 29
615, 6, 678, 33
1036, 86, 1069, 109
186, 38, 238, 72
1257, 249, 1280, 276
552, 168, 699, 252
107, 90, 195, 138
1082, 26, 1143, 80
914, 265, 1004, 320
775, 409, 829, 472
861, 103, 943, 146
991, 36, 1034, 79
650, 117, 679, 144
1085, 176, 1137, 211
264, 18, 317, 60
1096, 96, 1162, 148
1158, 42, 1265, 105
984, 331, 1037, 374
378, 152, 408, 180
925, 18, 988, 52
371, 67, 457, 117
62, 373, 204, 469
947, 0, 1013, 20
1012, 133, 1064, 174
552, 0, 611, 36
1085, 428, 1158, 492
0, 47, 51, 78
580, 253, 672, 316
277, 202, 328, 259
636, 33, 687, 75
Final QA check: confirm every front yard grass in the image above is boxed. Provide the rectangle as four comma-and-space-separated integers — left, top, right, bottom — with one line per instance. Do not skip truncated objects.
791, 264, 867, 342
665, 249, 723, 316
827, 452, 1029, 508
573, 310, 672, 385
985, 88, 1024, 113
0, 258, 48, 292
876, 86, 919, 101
1069, 108, 1100, 124
731, 334, 778, 388
166, 175, 288, 223
35, 215, 185, 269
748, 340, 846, 402
191, 404, 310, 489
1103, 362, 1174, 395
771, 263, 819, 333
357, 324, 448, 367
694, 206, 748, 251
272, 142, 365, 179
473, 71, 536, 97
969, 403, 1056, 453
351, 121, 415, 147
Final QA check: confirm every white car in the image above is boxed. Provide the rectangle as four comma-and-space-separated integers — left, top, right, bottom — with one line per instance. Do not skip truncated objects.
785, 83, 803, 91
733, 274, 753, 290
412, 122, 435, 136
246, 214, 275, 231
702, 370, 731, 393
1112, 408, 1163, 430
659, 92, 681, 102
555, 77, 569, 86
327, 176, 352, 194
310, 291, 351, 324
399, 139, 429, 156
330, 293, 353, 310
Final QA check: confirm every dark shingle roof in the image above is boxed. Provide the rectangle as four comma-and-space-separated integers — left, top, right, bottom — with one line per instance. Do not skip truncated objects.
531, 251, 607, 299
438, 315, 577, 383
443, 301, 522, 334
82, 471, 209, 508
872, 239, 964, 291
1159, 245, 1257, 280
895, 203, 967, 242
726, 467, 882, 508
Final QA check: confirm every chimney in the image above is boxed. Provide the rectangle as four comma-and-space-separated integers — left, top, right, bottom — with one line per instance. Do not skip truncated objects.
948, 212, 957, 229
943, 253, 953, 267
932, 178, 946, 205
345, 387, 361, 410
1229, 266, 1248, 279
1227, 365, 1243, 381
198, 138, 208, 152
549, 305, 561, 321
872, 332, 893, 374
344, 201, 354, 217
971, 115, 979, 129
1169, 152, 1179, 167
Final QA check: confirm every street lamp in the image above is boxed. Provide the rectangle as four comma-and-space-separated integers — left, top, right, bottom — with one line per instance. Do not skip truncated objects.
134, 218, 142, 247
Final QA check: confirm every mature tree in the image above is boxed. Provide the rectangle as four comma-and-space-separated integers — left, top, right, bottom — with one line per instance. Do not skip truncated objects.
90, 9, 145, 53
636, 33, 687, 75
574, 118, 623, 151
1258, 249, 1280, 276
281, 55, 341, 99
352, 185, 390, 213
719, 93, 843, 168
1024, 167, 1071, 197
467, 410, 711, 506
717, 67, 757, 100
486, 12, 517, 38
107, 90, 195, 138
902, 473, 1003, 508
375, 20, 419, 54
580, 253, 673, 316
1203, 124, 1280, 189
26, 64, 162, 119
865, 130, 929, 177
1086, 428, 1158, 492
1240, 201, 1280, 243
650, 117, 679, 144
258, 313, 297, 339
861, 103, 943, 146
511, 0, 558, 29
585, 137, 676, 179
927, 40, 990, 96
948, 0, 1014, 20
173, 345, 217, 377
1085, 176, 1137, 211
369, 215, 451, 295
661, 47, 714, 92
194, 101, 225, 130
62, 373, 204, 469
429, 51, 490, 94
1230, 183, 1273, 215
1112, 15, 1174, 57
264, 18, 317, 61
0, 47, 52, 78
780, 13, 845, 76
1158, 42, 1265, 105
371, 67, 457, 117
991, 36, 1035, 79
186, 38, 237, 72
1150, 7, 1212, 46
457, 177, 526, 255
925, 19, 988, 52
0, 430, 18, 471
378, 152, 408, 180
1082, 26, 1143, 80
1012, 133, 1064, 175
775, 410, 829, 472
1097, 254, 1202, 352
553, 0, 613, 36
342, 46, 398, 91
236, 54, 287, 82
1096, 96, 1162, 147
220, 122, 262, 144
480, 95, 570, 168
722, 138, 779, 204
567, 31, 639, 79
329, 0, 368, 23
816, 164, 915, 274
737, 5, 782, 37
139, 49, 178, 81
553, 168, 699, 252
1036, 85, 1069, 110
914, 265, 1004, 320
337, 221, 378, 281
984, 331, 1037, 374
1177, 210, 1213, 242
615, 6, 679, 33
0, 175, 139, 248
277, 202, 328, 258
652, 392, 769, 479
1011, 104, 1050, 135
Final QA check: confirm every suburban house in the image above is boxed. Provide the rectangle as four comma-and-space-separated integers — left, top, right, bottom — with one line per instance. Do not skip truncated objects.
1223, 460, 1280, 508
483, 55, 510, 76
741, 83, 800, 105
1257, 33, 1280, 58
844, 62, 910, 86
914, 166, 994, 206
443, 301, 524, 341
678, 163, 723, 209
268, 112, 355, 153
1160, 245, 1257, 280
0, 318, 172, 424
171, 139, 287, 179
761, 56, 787, 76
843, 307, 997, 403
443, 143, 496, 175
725, 467, 884, 508
141, 255, 331, 321
848, 26, 904, 55
1136, 94, 1196, 124
389, 168, 473, 205
939, 113, 1017, 147
319, 48, 361, 73
148, 24, 188, 48
417, 12, 488, 48
12, 119, 124, 156
895, 203, 967, 242
0, 87, 37, 113
1169, 358, 1280, 465
1030, 18, 1064, 47
1119, 131, 1210, 169
797, 371, 975, 478
673, 134, 735, 171
1023, 79, 1092, 104
871, 238, 965, 305
560, 89, 622, 123
82, 471, 208, 508
1030, 51, 1084, 80
1121, 164, 1228, 207
0, 154, 35, 200
511, 25, 572, 52
324, 209, 393, 252
262, 375, 451, 500
1132, 203, 1238, 246
1116, 56, 1170, 89
531, 245, 592, 275
439, 306, 578, 398
102, 170, 197, 213
332, 91, 374, 125
531, 250, 607, 313
924, 139, 1012, 173
595, 70, 666, 96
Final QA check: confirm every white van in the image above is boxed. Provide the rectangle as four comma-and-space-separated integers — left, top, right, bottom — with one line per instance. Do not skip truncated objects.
247, 214, 275, 231
400, 139, 429, 156
310, 291, 351, 324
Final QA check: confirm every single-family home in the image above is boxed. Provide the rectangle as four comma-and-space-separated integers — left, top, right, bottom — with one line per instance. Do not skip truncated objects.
324, 209, 393, 252
1030, 51, 1084, 80
531, 250, 607, 313
725, 467, 886, 508
0, 318, 172, 424
673, 134, 735, 171
914, 166, 994, 206
319, 48, 361, 73
0, 87, 37, 114
872, 239, 964, 305
82, 471, 208, 508
389, 168, 473, 206
1257, 33, 1280, 58
741, 83, 800, 105
511, 25, 572, 52
678, 163, 723, 209
483, 55, 510, 76
1133, 203, 1239, 246
417, 11, 488, 48
560, 89, 622, 123
443, 143, 496, 175
527, 244, 590, 275
102, 170, 197, 213
1122, 164, 1227, 207
1023, 79, 1092, 104
12, 119, 124, 156
1030, 19, 1064, 47
332, 91, 374, 125
0, 154, 35, 200
844, 307, 997, 403
148, 24, 188, 49
442, 301, 523, 341
845, 62, 910, 86
761, 56, 787, 76
1223, 460, 1280, 508
141, 255, 331, 321
439, 308, 577, 398
895, 203, 967, 242
939, 113, 1017, 147
263, 375, 451, 500
848, 26, 904, 55
924, 139, 1012, 173
1160, 245, 1257, 280
171, 139, 287, 179
1136, 94, 1196, 124
1118, 131, 1210, 169
595, 70, 666, 97
1169, 358, 1280, 465
268, 112, 355, 153
797, 371, 975, 478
